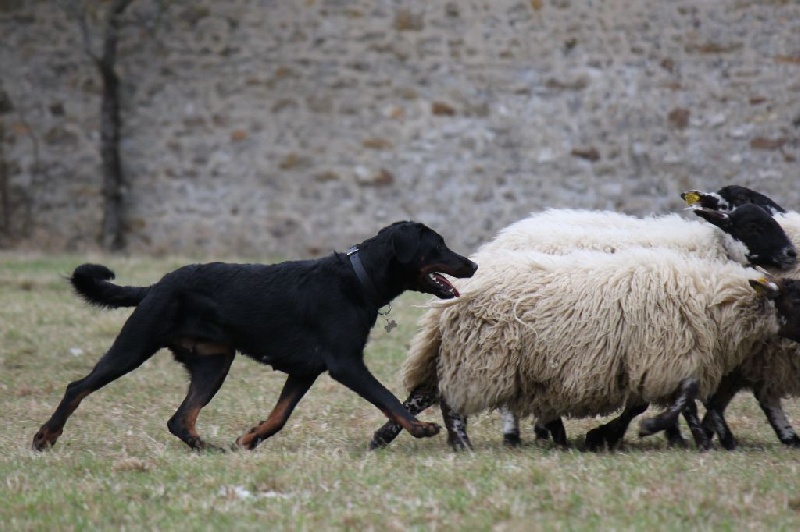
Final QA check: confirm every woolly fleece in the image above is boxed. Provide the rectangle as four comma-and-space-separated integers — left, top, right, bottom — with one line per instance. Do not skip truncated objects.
409, 248, 778, 423
402, 209, 751, 396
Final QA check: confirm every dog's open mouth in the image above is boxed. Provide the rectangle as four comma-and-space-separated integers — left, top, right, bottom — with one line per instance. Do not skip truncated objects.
422, 271, 460, 299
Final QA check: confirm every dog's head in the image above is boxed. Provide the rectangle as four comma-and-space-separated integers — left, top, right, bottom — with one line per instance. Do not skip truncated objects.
374, 221, 478, 299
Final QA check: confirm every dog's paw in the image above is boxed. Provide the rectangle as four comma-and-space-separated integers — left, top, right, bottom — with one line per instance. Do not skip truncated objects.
234, 434, 261, 451
408, 421, 440, 439
31, 433, 51, 452
31, 427, 60, 451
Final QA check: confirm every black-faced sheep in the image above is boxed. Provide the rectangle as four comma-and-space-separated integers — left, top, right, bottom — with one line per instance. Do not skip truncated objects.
386, 248, 800, 451
368, 203, 796, 450
682, 186, 800, 449
515, 186, 800, 451
476, 204, 796, 271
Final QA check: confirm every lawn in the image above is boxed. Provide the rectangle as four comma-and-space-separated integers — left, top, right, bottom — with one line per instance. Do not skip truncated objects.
2, 253, 800, 530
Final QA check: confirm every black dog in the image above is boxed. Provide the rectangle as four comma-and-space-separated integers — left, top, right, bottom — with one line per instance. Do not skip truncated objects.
32, 221, 478, 451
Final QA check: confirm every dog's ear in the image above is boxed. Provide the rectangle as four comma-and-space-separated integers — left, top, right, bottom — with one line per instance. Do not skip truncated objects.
392, 224, 421, 264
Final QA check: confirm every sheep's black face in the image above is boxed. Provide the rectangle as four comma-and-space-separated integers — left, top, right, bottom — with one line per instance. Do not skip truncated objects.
682, 186, 786, 215
716, 185, 786, 215
389, 223, 478, 299
694, 204, 797, 270
772, 279, 800, 343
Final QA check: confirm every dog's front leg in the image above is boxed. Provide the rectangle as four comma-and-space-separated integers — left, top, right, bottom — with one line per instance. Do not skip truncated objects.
328, 359, 440, 440
235, 373, 318, 450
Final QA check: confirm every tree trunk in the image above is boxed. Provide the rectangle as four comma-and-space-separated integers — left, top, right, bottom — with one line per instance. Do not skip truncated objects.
97, 0, 132, 251
0, 120, 8, 236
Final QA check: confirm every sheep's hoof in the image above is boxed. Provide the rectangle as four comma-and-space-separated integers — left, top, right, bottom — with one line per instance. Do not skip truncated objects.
533, 424, 550, 440
448, 434, 473, 452
368, 436, 387, 451
368, 422, 403, 451
638, 418, 659, 438
700, 420, 716, 441
781, 435, 800, 447
503, 431, 522, 447
718, 433, 737, 450
584, 428, 607, 452
666, 435, 688, 448
782, 436, 800, 448
664, 426, 688, 448
696, 439, 712, 452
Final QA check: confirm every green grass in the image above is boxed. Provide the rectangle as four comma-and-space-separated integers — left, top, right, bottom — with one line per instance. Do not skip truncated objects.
2, 252, 800, 530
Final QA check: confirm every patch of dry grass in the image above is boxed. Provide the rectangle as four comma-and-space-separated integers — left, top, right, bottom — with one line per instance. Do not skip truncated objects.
2, 253, 800, 530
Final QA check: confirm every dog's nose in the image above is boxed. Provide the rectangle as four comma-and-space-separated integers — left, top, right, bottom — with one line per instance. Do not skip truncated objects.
468, 260, 479, 274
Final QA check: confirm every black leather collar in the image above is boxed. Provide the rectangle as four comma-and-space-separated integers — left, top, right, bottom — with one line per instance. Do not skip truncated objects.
347, 246, 384, 306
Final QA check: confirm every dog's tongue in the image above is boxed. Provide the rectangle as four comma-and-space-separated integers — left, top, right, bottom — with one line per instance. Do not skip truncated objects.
432, 272, 460, 297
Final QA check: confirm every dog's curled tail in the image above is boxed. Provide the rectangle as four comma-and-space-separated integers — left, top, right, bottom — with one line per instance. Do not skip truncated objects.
70, 263, 150, 308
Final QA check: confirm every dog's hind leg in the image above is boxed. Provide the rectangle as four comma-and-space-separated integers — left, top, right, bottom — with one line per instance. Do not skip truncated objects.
368, 386, 437, 450
327, 359, 441, 440
32, 313, 161, 451
168, 342, 235, 451
235, 373, 319, 450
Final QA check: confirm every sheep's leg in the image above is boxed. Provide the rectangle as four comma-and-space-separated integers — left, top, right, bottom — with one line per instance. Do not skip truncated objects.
638, 378, 699, 438
533, 422, 551, 440
585, 403, 648, 451
441, 399, 472, 451
501, 407, 521, 447
708, 376, 800, 448
368, 386, 437, 450
664, 422, 688, 448
544, 419, 568, 447
681, 399, 711, 451
701, 375, 742, 450
756, 394, 800, 447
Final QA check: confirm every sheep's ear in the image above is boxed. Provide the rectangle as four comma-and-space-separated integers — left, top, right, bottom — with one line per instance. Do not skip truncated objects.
749, 278, 781, 299
692, 208, 730, 229
681, 190, 704, 206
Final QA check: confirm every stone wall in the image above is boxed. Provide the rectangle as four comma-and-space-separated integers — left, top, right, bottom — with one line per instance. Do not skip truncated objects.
1, 0, 799, 258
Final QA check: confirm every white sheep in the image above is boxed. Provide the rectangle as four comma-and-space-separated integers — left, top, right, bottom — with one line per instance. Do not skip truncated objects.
683, 186, 800, 449
406, 248, 800, 451
368, 203, 797, 450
